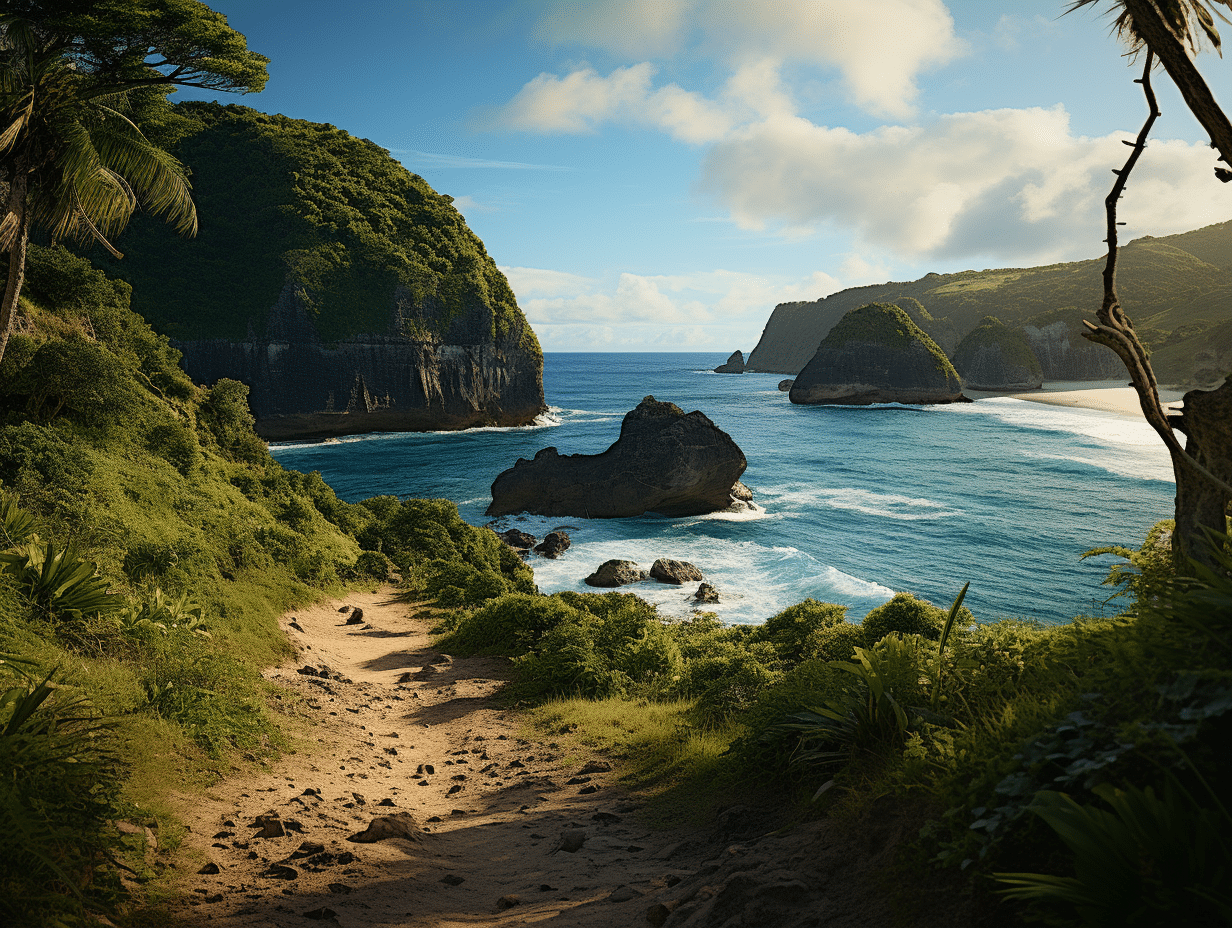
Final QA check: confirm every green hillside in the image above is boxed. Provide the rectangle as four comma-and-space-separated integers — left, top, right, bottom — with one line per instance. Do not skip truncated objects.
748, 222, 1232, 384
87, 101, 535, 352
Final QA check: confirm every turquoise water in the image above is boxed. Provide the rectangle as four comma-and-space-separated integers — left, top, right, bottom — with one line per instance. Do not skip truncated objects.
270, 353, 1176, 626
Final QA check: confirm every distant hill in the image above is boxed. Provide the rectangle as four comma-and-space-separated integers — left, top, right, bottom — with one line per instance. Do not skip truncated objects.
746, 220, 1232, 386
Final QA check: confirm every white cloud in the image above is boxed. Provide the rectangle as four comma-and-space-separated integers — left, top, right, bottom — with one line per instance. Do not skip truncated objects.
530, 0, 965, 119
699, 105, 1232, 264
502, 266, 842, 350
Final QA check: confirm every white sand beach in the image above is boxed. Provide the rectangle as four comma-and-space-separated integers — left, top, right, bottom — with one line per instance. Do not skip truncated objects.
968, 380, 1188, 418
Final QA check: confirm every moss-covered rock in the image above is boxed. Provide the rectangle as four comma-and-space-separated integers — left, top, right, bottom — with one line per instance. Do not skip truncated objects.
952, 315, 1044, 390
789, 303, 966, 405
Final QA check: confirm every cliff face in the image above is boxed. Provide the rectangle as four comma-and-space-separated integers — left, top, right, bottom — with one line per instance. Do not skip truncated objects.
953, 316, 1044, 390
89, 102, 545, 439
177, 284, 544, 440
789, 303, 964, 405
746, 227, 1232, 384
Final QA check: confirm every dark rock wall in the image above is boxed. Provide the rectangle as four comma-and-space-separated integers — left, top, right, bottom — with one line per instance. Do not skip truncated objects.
1022, 321, 1124, 381
176, 283, 545, 440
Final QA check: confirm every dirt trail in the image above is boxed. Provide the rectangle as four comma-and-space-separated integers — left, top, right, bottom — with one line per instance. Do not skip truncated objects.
167, 590, 714, 927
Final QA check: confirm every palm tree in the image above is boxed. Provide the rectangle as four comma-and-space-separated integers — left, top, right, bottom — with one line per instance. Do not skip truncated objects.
0, 15, 198, 363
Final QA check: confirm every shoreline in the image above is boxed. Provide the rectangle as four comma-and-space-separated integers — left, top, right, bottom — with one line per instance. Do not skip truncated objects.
966, 380, 1188, 418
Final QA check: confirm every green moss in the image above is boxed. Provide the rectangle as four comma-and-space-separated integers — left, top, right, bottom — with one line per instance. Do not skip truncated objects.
952, 316, 1043, 379
822, 302, 959, 379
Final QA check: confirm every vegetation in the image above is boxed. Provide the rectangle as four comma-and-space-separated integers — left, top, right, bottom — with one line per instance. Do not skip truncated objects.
821, 302, 959, 379
951, 315, 1044, 384
0, 1, 268, 364
87, 101, 539, 356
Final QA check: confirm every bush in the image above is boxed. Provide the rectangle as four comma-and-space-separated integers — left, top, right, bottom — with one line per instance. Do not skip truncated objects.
757, 598, 847, 664
805, 622, 868, 663
437, 593, 580, 656
146, 420, 201, 474
863, 592, 972, 643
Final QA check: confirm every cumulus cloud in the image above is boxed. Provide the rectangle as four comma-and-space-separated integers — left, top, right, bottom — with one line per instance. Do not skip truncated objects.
699, 105, 1230, 264
530, 0, 964, 119
501, 265, 841, 350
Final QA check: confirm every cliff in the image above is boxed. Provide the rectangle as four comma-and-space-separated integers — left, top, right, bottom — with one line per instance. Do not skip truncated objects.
747, 223, 1232, 385
487, 396, 749, 517
789, 303, 964, 405
952, 316, 1044, 390
87, 102, 545, 439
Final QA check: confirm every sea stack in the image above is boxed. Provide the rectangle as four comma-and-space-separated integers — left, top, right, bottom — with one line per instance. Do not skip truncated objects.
952, 316, 1043, 390
487, 396, 749, 518
714, 351, 745, 374
789, 303, 965, 405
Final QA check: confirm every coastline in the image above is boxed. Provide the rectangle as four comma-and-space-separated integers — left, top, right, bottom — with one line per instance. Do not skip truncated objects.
966, 380, 1188, 418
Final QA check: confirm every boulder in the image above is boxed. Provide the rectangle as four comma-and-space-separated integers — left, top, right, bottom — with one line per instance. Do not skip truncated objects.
778, 379, 795, 392
650, 559, 703, 585
714, 351, 745, 374
487, 396, 748, 518
496, 528, 536, 550
584, 560, 648, 587
533, 530, 571, 559
952, 316, 1043, 390
789, 303, 966, 406
692, 582, 721, 604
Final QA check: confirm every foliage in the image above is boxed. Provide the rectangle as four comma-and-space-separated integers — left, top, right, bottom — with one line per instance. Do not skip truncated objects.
1082, 519, 1176, 606
863, 591, 972, 643
90, 101, 540, 358
822, 302, 959, 379
0, 658, 122, 928
952, 315, 1044, 380
0, 539, 118, 621
754, 598, 847, 665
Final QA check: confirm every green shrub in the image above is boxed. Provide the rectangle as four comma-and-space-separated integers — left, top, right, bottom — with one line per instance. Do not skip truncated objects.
348, 549, 394, 581
0, 541, 119, 621
684, 639, 782, 722
804, 622, 868, 664
437, 592, 580, 655
146, 419, 202, 474
757, 598, 847, 664
198, 379, 267, 464
863, 592, 971, 643
123, 541, 179, 581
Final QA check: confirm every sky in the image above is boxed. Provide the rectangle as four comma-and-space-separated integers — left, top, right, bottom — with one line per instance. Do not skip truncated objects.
176, 1, 1232, 352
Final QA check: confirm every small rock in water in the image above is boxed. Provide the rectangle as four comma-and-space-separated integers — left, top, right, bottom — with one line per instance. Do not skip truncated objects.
534, 530, 571, 559
650, 558, 703, 585
692, 583, 721, 604
585, 560, 647, 587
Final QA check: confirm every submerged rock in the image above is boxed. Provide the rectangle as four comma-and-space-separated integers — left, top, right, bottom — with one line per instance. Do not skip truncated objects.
778, 379, 795, 392
496, 528, 536, 550
790, 303, 965, 406
487, 396, 748, 518
584, 560, 648, 587
714, 350, 745, 374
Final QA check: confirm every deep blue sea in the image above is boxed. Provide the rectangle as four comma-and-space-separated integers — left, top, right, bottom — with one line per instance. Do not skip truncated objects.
269, 353, 1176, 626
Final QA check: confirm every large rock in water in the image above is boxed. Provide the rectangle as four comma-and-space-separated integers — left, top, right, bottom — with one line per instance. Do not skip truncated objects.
952, 316, 1043, 390
487, 396, 749, 517
789, 303, 965, 405
714, 350, 745, 373
91, 102, 545, 441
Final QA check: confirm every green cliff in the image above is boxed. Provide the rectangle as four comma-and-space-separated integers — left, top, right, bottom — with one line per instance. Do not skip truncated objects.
952, 315, 1044, 390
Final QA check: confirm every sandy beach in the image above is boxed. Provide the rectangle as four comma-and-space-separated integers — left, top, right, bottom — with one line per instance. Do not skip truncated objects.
967, 380, 1188, 418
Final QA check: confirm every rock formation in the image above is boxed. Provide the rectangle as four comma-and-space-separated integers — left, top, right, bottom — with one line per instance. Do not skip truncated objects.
952, 316, 1044, 390
714, 351, 745, 374
650, 559, 703, 585
692, 582, 721, 604
584, 560, 648, 587
789, 303, 966, 405
778, 379, 795, 392
534, 531, 571, 559
486, 396, 750, 518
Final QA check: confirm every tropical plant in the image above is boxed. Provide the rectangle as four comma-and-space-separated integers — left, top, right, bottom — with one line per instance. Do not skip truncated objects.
0, 482, 33, 546
0, 538, 117, 620
997, 780, 1232, 925
115, 586, 208, 640
0, 1, 268, 363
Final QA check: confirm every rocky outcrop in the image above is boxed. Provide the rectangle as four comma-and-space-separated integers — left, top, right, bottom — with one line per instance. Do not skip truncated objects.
692, 582, 721, 604
789, 303, 965, 405
496, 529, 536, 550
175, 283, 544, 441
952, 316, 1043, 390
650, 559, 703, 585
1022, 313, 1126, 381
584, 560, 648, 587
534, 531, 571, 559
486, 396, 749, 518
778, 379, 795, 392
714, 351, 745, 374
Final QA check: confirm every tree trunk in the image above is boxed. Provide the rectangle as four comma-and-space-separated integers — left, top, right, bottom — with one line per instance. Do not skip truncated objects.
1123, 0, 1232, 170
1171, 381, 1232, 568
0, 158, 29, 366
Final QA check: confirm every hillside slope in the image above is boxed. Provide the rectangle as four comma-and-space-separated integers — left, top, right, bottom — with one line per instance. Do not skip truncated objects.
89, 102, 544, 440
747, 223, 1232, 386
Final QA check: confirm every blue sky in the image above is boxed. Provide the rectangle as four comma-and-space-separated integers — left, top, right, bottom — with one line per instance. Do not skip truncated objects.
179, 1, 1232, 351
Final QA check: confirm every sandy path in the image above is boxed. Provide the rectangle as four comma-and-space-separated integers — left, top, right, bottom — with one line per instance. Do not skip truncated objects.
967, 380, 1188, 417
167, 590, 709, 927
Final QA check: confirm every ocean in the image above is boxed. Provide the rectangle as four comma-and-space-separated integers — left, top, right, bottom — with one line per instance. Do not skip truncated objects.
269, 353, 1177, 626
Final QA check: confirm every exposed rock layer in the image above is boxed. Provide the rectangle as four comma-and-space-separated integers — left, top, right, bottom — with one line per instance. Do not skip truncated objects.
487, 396, 748, 518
